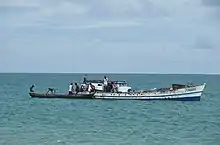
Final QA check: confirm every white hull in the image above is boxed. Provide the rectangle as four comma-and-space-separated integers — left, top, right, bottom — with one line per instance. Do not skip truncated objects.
94, 83, 206, 101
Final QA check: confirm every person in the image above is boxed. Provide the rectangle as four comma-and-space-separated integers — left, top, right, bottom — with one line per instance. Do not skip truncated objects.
107, 82, 112, 92
88, 83, 95, 92
80, 85, 84, 92
112, 82, 117, 93
75, 83, 80, 94
68, 83, 74, 95
83, 74, 87, 84
103, 76, 108, 92
46, 88, 56, 94
30, 85, 35, 92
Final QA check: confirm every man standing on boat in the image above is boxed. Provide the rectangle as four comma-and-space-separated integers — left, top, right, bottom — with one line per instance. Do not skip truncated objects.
83, 74, 87, 84
68, 83, 74, 95
103, 76, 108, 92
75, 83, 80, 94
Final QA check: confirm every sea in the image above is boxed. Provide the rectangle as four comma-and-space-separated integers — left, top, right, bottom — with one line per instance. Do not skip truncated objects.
0, 73, 219, 145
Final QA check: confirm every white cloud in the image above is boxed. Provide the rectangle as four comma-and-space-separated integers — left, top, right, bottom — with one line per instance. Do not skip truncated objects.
39, 1, 88, 18
0, 0, 166, 29
43, 20, 142, 29
1, 0, 220, 73
1, 0, 214, 29
0, 0, 40, 7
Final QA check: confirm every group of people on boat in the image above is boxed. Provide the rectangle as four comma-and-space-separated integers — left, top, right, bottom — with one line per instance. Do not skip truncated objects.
68, 82, 96, 95
103, 76, 121, 93
68, 83, 77, 95
78, 75, 118, 93
83, 75, 119, 93
29, 75, 120, 95
67, 75, 122, 94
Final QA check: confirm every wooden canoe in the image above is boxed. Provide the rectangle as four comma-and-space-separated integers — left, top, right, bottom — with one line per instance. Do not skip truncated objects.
29, 92, 95, 99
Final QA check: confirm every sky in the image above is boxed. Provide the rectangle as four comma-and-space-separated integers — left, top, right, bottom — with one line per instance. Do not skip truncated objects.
0, 0, 220, 74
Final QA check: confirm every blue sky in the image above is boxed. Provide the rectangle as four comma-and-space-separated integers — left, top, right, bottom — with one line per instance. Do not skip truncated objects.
1, 0, 220, 74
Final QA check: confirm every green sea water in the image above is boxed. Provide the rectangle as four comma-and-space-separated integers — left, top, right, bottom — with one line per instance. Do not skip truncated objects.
0, 73, 220, 145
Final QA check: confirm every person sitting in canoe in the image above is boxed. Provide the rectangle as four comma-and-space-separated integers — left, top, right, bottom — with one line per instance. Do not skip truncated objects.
29, 85, 35, 92
68, 83, 74, 95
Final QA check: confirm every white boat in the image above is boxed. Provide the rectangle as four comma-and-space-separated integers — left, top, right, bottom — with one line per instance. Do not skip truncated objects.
94, 83, 206, 101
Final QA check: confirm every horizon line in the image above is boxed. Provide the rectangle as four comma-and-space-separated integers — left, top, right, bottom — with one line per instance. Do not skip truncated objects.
0, 72, 220, 75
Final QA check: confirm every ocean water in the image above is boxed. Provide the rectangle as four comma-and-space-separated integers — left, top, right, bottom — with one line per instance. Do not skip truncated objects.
0, 73, 220, 145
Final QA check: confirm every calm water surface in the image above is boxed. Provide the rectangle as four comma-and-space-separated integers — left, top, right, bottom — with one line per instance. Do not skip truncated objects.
0, 73, 220, 145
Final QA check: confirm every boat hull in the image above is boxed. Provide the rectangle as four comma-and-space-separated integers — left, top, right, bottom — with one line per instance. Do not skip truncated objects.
29, 92, 95, 99
94, 83, 206, 101
94, 93, 202, 101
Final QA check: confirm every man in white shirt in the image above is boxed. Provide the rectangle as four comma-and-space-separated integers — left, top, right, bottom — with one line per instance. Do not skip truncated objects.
103, 76, 108, 92
69, 83, 73, 95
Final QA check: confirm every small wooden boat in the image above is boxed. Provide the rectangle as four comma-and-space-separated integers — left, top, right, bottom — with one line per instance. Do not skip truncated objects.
29, 92, 95, 99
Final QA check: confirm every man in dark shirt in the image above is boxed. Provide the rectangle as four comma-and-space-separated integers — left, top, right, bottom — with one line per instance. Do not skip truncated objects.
30, 85, 35, 92
75, 83, 80, 94
83, 74, 87, 84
